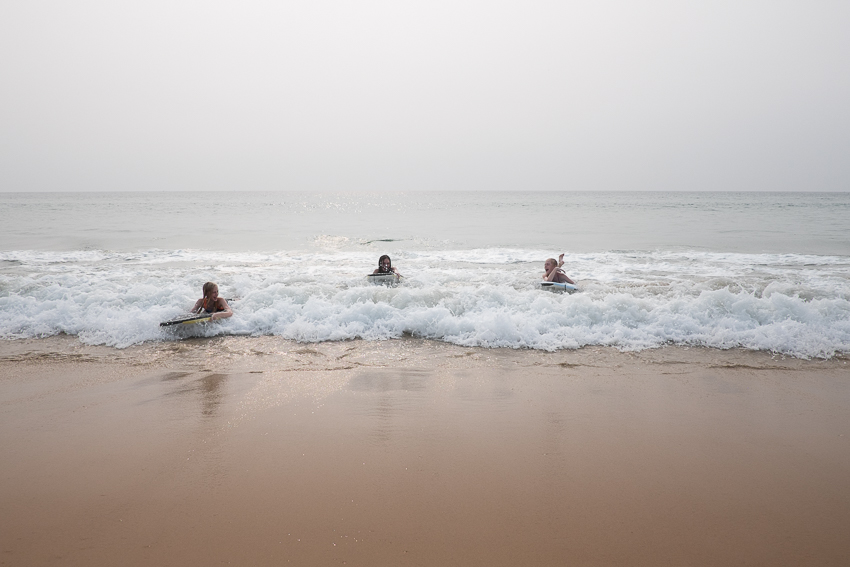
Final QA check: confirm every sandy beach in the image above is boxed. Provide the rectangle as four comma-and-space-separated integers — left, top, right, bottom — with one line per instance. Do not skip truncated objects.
1, 337, 848, 566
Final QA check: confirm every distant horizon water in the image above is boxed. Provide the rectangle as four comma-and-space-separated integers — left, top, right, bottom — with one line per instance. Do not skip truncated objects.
1, 191, 848, 358
3, 189, 848, 192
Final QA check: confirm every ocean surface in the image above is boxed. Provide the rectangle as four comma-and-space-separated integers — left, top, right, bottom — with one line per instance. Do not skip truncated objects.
1, 191, 848, 358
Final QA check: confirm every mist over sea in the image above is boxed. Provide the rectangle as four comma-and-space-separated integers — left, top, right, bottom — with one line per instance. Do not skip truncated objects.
1, 192, 848, 358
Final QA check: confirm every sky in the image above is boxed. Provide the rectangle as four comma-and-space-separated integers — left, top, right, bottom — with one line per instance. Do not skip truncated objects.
1, 0, 848, 192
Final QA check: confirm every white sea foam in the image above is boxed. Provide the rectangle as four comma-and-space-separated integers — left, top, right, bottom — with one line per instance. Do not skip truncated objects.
1, 248, 848, 358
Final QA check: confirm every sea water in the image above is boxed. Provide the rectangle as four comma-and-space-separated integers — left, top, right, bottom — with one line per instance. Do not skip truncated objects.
1, 192, 848, 358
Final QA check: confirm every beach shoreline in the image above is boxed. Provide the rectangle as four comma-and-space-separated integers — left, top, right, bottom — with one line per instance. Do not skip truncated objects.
2, 337, 848, 566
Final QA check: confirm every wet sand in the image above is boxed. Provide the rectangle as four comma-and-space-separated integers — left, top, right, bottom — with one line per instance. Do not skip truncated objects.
1, 337, 849, 566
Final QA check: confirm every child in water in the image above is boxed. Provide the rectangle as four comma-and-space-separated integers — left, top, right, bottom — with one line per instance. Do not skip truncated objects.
373, 255, 403, 278
192, 282, 232, 321
543, 254, 576, 284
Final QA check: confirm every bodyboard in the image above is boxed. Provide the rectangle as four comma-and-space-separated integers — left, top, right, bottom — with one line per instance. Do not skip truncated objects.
540, 281, 579, 293
367, 273, 401, 285
159, 313, 213, 327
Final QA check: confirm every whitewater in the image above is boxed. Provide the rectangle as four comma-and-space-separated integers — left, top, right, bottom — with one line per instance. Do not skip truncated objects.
1, 192, 848, 358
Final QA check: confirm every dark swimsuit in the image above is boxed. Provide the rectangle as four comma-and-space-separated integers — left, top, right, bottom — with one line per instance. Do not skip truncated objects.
202, 298, 224, 313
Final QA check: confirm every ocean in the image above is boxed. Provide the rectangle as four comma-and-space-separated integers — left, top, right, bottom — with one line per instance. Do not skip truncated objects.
1, 191, 848, 358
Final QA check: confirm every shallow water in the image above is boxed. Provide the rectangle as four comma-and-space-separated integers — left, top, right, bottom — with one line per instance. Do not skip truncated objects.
1, 192, 848, 357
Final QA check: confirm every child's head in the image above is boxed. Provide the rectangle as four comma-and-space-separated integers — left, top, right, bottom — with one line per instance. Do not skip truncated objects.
202, 282, 219, 298
378, 255, 392, 272
544, 258, 558, 272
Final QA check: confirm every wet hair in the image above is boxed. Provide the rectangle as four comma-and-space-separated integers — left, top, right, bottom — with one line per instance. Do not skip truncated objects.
202, 282, 218, 297
378, 255, 392, 273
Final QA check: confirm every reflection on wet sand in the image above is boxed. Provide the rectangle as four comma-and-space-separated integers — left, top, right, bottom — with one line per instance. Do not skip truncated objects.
348, 369, 428, 393
348, 369, 429, 447
160, 371, 192, 382
159, 371, 229, 419
198, 373, 228, 417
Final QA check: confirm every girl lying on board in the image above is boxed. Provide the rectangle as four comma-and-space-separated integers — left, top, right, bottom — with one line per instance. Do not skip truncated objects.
192, 282, 232, 322
373, 255, 403, 278
543, 254, 576, 285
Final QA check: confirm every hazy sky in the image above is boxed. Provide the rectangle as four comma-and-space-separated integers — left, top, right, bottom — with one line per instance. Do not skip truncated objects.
1, 1, 848, 192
